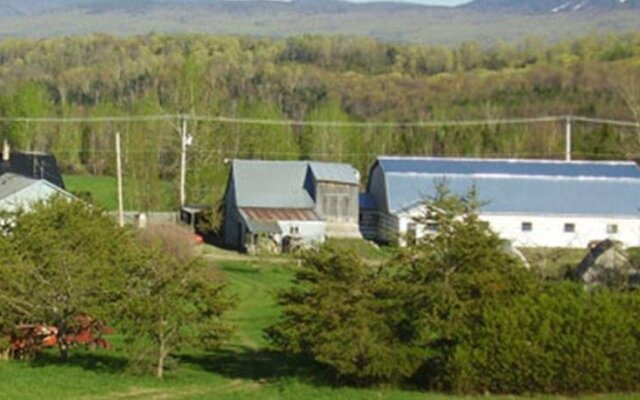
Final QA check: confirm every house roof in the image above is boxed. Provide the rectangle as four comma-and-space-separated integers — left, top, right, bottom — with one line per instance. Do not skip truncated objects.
231, 159, 359, 209
0, 174, 40, 201
373, 157, 640, 217
0, 152, 65, 189
0, 174, 73, 209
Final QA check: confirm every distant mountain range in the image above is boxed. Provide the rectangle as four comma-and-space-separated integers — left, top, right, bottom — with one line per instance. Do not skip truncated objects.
465, 0, 640, 13
0, 0, 639, 43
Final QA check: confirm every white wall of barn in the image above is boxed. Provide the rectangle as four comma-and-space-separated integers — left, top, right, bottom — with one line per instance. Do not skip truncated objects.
396, 208, 640, 248
277, 220, 326, 244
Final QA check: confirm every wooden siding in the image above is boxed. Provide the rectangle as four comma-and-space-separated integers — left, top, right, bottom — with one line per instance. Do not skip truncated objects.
315, 182, 359, 223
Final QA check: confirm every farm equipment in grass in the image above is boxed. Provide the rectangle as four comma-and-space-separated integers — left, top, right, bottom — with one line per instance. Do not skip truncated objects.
8, 315, 113, 360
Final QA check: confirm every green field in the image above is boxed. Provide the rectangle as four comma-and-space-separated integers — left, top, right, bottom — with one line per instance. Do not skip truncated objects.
63, 175, 176, 212
64, 175, 118, 211
2, 257, 639, 399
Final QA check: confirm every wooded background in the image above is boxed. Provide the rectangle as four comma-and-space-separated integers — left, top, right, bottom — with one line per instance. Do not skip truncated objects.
0, 33, 639, 210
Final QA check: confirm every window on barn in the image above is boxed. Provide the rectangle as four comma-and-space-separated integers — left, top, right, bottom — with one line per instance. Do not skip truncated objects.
341, 197, 350, 220
426, 222, 439, 232
329, 197, 338, 217
521, 222, 533, 232
321, 193, 351, 220
564, 223, 576, 233
407, 223, 417, 245
607, 224, 619, 234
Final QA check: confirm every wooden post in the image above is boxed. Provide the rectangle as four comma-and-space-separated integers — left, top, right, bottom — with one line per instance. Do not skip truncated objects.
116, 132, 124, 228
180, 115, 188, 207
565, 116, 572, 162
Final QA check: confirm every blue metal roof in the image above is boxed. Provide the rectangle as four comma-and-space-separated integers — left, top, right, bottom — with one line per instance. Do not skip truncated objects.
378, 157, 640, 179
374, 157, 640, 217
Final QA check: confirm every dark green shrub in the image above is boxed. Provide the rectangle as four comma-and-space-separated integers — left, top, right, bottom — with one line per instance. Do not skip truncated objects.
266, 246, 429, 385
448, 283, 640, 394
396, 186, 539, 390
267, 186, 640, 394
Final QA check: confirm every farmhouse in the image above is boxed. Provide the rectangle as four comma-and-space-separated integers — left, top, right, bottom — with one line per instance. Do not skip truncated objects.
0, 173, 73, 213
0, 141, 65, 189
223, 159, 361, 253
0, 141, 71, 212
363, 156, 640, 248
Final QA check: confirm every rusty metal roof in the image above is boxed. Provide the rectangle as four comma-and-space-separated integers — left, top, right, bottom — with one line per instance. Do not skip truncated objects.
241, 207, 320, 222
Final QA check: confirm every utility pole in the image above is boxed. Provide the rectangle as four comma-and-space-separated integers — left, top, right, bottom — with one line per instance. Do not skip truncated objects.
115, 132, 124, 228
180, 115, 188, 207
565, 116, 572, 162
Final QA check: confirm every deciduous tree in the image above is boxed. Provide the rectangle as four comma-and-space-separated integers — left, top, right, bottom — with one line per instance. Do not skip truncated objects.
120, 224, 233, 378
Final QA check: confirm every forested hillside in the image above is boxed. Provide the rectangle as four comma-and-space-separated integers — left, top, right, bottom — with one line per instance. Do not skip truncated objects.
0, 33, 639, 210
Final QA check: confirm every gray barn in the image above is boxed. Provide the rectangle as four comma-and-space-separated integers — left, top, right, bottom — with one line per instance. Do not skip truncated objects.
223, 159, 361, 253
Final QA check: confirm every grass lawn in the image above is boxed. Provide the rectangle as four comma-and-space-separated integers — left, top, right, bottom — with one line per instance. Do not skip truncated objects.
63, 175, 176, 211
2, 259, 638, 399
63, 175, 118, 211
324, 238, 398, 263
520, 247, 588, 279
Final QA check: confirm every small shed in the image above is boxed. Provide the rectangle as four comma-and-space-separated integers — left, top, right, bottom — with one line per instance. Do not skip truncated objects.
574, 240, 639, 286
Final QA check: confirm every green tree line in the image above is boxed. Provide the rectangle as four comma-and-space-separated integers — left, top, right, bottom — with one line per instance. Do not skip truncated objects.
0, 33, 638, 210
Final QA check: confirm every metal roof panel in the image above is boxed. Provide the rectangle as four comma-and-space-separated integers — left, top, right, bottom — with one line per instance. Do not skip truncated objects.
232, 160, 314, 209
386, 173, 640, 217
232, 159, 359, 209
241, 207, 320, 222
309, 162, 359, 185
378, 157, 640, 179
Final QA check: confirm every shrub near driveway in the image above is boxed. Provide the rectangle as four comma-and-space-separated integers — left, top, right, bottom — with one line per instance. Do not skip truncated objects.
266, 247, 430, 386
450, 283, 640, 394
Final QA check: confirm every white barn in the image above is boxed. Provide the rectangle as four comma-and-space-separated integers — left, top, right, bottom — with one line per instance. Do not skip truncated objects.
361, 157, 640, 248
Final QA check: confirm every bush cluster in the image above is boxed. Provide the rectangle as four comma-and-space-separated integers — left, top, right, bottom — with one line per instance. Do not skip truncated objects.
450, 283, 640, 394
0, 198, 232, 378
268, 188, 640, 394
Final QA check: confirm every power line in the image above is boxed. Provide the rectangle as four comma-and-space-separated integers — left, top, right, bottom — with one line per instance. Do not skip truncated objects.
190, 115, 566, 128
572, 116, 640, 129
51, 148, 637, 159
0, 113, 638, 130
0, 113, 634, 127
0, 115, 176, 123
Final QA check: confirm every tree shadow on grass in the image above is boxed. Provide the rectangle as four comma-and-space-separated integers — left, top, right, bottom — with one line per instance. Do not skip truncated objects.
180, 345, 327, 384
29, 351, 128, 374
